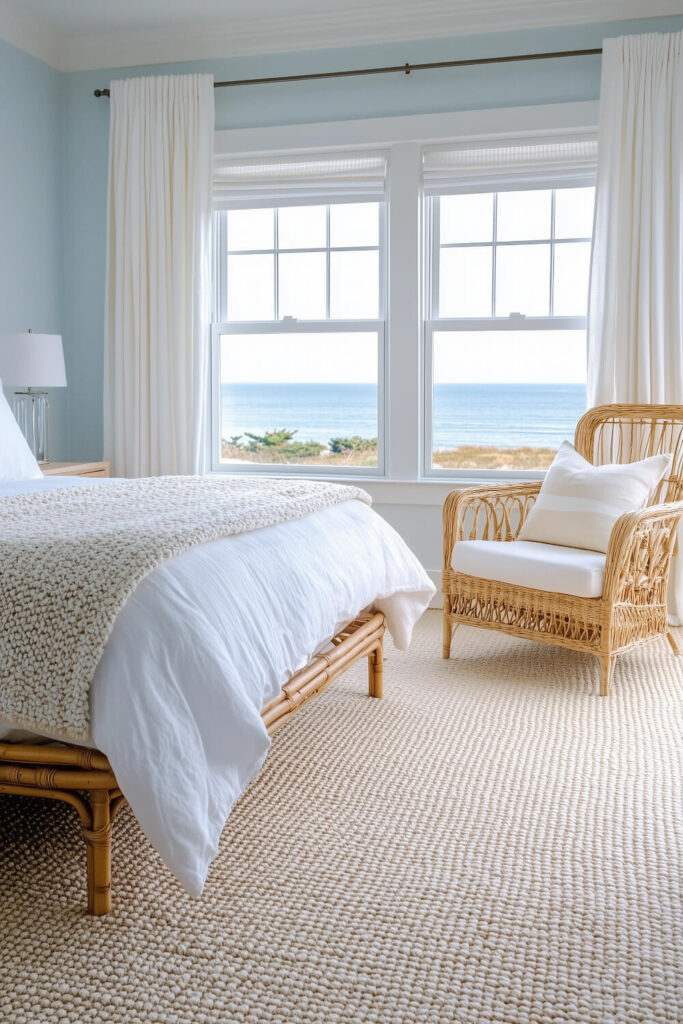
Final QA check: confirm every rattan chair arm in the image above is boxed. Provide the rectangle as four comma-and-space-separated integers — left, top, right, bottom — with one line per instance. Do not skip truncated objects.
443, 482, 542, 569
602, 500, 683, 605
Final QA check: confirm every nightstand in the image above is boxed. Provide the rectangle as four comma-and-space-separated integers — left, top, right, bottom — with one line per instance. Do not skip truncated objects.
42, 461, 111, 478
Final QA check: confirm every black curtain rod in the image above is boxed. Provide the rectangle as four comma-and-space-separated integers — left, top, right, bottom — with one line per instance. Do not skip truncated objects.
93, 46, 602, 97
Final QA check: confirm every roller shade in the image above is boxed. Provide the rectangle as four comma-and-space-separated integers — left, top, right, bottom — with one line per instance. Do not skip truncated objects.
423, 134, 598, 195
213, 151, 387, 209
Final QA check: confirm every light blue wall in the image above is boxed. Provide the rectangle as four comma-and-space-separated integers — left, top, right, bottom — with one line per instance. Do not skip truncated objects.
0, 39, 67, 456
14, 15, 683, 460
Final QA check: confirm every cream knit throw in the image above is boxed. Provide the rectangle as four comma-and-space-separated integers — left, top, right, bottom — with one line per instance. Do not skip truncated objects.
0, 476, 371, 743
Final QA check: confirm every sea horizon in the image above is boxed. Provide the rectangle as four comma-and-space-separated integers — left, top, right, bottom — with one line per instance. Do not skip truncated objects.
221, 381, 587, 450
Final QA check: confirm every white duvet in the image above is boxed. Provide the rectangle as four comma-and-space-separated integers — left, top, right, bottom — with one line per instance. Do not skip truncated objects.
0, 477, 434, 895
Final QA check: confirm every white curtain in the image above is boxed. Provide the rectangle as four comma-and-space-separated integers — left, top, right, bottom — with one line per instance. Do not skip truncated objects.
587, 31, 683, 622
104, 74, 214, 477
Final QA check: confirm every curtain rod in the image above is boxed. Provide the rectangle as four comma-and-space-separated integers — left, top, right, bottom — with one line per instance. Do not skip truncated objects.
92, 47, 602, 97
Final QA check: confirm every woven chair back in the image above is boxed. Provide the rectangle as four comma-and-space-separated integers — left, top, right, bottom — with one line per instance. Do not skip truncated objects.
574, 404, 683, 504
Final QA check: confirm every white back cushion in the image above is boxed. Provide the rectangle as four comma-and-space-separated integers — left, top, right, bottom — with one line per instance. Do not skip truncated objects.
0, 380, 42, 480
518, 441, 672, 553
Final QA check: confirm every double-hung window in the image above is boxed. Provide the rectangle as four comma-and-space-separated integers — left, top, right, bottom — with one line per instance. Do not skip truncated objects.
423, 136, 597, 475
211, 152, 387, 473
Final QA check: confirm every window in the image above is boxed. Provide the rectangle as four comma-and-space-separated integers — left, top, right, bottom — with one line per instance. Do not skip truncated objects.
424, 137, 596, 474
213, 202, 384, 471
210, 128, 597, 480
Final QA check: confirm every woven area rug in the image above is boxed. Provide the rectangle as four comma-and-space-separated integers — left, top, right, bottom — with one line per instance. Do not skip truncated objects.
1, 611, 682, 1024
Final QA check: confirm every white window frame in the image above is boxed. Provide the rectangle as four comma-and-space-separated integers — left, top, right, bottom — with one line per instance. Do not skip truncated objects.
423, 186, 594, 480
210, 201, 387, 475
210, 101, 599, 492
210, 320, 386, 476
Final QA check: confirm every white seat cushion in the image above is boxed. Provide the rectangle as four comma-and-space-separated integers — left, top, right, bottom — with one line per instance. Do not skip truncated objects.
451, 539, 606, 599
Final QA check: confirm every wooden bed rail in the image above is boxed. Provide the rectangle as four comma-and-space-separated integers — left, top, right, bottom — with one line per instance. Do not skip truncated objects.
0, 611, 385, 915
263, 614, 384, 733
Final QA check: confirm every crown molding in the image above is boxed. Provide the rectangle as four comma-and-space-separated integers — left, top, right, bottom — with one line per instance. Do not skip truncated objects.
58, 1, 683, 73
1, 0, 681, 73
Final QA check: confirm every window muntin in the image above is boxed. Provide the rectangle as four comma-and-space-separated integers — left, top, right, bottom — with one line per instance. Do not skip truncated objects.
223, 203, 381, 323
433, 187, 594, 319
210, 136, 596, 483
213, 201, 384, 473
427, 185, 594, 475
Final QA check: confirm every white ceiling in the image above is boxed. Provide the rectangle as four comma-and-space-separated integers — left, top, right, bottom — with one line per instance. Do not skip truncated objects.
0, 0, 680, 72
8, 0, 372, 34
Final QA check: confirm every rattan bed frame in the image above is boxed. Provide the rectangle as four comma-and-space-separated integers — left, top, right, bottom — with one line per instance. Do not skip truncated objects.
0, 611, 385, 916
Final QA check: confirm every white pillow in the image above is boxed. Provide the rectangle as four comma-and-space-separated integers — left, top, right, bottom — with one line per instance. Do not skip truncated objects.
0, 380, 43, 480
518, 440, 672, 553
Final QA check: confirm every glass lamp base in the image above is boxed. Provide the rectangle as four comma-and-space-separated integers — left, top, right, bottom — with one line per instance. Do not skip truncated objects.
12, 390, 49, 463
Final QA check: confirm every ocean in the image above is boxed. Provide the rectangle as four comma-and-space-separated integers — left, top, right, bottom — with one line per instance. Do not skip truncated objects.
221, 382, 586, 450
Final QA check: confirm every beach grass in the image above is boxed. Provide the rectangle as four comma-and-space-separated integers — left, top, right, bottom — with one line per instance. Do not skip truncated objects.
221, 440, 556, 471
433, 445, 556, 470
221, 443, 378, 468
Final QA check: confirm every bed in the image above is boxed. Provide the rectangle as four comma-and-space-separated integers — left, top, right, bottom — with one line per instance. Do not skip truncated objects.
0, 473, 434, 914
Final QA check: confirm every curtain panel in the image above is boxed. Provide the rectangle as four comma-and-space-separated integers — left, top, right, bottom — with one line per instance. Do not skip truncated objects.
104, 74, 215, 477
588, 31, 683, 622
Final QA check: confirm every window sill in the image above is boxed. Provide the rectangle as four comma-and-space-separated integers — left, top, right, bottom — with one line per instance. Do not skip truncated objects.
209, 470, 545, 506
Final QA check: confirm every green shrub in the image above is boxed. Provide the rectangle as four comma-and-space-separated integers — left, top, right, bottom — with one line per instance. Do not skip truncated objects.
328, 435, 377, 454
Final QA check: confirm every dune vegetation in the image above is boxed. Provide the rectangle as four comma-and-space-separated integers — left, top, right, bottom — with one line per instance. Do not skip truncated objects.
221, 430, 556, 471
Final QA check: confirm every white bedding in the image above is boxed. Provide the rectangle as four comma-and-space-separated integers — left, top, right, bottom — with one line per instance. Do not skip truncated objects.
0, 477, 434, 895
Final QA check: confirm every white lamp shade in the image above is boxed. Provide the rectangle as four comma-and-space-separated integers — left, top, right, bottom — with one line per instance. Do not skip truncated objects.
0, 332, 67, 388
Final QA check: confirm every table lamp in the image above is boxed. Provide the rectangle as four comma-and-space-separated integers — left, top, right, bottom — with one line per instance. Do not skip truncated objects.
0, 331, 67, 463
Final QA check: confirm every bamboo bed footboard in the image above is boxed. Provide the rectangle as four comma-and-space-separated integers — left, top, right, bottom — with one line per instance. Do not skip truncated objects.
0, 611, 385, 916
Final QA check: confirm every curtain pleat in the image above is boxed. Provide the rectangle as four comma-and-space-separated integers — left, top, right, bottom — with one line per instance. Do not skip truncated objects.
587, 31, 683, 622
104, 74, 215, 477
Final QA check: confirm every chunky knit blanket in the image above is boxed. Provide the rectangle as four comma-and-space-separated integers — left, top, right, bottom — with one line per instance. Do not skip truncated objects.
0, 476, 371, 743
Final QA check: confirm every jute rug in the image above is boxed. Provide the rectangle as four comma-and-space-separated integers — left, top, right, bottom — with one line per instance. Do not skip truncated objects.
1, 611, 681, 1024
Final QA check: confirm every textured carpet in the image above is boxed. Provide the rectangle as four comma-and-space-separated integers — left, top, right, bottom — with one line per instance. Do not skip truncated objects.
1, 611, 682, 1024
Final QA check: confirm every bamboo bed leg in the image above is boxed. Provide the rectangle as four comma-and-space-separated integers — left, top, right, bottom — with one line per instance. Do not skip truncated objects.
82, 790, 113, 916
598, 656, 614, 698
443, 598, 452, 659
368, 639, 384, 699
666, 631, 680, 656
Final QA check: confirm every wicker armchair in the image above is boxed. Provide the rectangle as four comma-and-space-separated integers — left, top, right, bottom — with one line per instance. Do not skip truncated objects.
442, 405, 683, 695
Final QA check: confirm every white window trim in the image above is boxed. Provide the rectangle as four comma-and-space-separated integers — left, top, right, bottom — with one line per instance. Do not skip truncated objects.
210, 319, 386, 476
424, 182, 594, 480
211, 199, 387, 476
423, 319, 589, 483
216, 202, 387, 322
210, 101, 599, 489
428, 192, 594, 320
